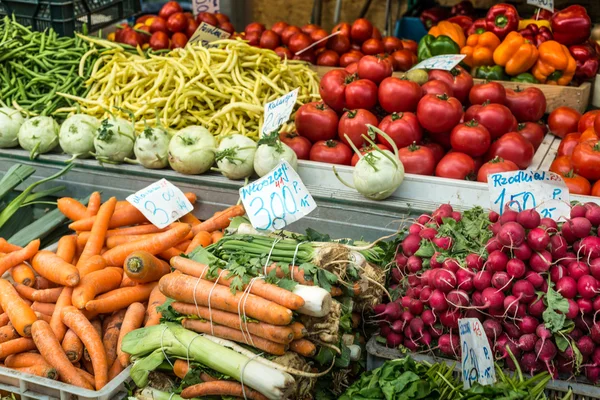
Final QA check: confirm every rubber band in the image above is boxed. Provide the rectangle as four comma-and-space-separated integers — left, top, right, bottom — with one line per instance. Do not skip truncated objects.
291, 241, 307, 282
263, 238, 281, 276
168, 393, 175, 400
240, 351, 264, 400
240, 276, 261, 348
237, 280, 253, 345
192, 274, 203, 316
185, 333, 202, 365
207, 270, 225, 336
160, 325, 174, 368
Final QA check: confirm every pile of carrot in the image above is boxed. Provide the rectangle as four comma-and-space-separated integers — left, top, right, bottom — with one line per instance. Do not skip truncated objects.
0, 191, 246, 391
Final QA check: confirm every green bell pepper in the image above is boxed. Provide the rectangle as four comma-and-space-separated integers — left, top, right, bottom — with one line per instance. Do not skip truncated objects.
472, 65, 508, 81
510, 72, 539, 83
417, 34, 460, 62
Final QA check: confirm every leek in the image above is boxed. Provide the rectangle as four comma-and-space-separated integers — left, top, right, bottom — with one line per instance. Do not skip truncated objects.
0, 164, 35, 201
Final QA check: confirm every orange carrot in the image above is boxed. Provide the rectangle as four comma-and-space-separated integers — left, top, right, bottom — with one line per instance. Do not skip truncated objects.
72, 267, 123, 310
77, 225, 167, 248
62, 328, 83, 362
32, 287, 63, 303
192, 204, 245, 234
31, 320, 93, 389
0, 279, 37, 337
124, 251, 171, 283
185, 230, 212, 253
330, 286, 343, 297
85, 192, 101, 217
175, 240, 191, 251
10, 263, 35, 287
50, 287, 72, 342
116, 200, 130, 209
81, 352, 94, 375
61, 306, 108, 390
85, 283, 157, 314
180, 213, 201, 226
57, 198, 88, 221
103, 309, 126, 366
289, 322, 307, 339
211, 230, 224, 243
106, 233, 160, 249
34, 275, 59, 290
108, 358, 124, 380
34, 312, 52, 323
173, 359, 190, 379
13, 282, 35, 301
31, 302, 55, 316
0, 338, 36, 359
14, 364, 58, 379
289, 339, 316, 357
0, 239, 40, 276
180, 381, 268, 400
145, 285, 166, 327
117, 302, 145, 367
77, 255, 106, 278
77, 197, 117, 267
31, 251, 79, 287
264, 263, 314, 285
120, 274, 137, 288
0, 314, 9, 328
0, 325, 18, 344
76, 367, 96, 387
5, 352, 50, 368
0, 239, 21, 253
157, 247, 182, 261
56, 235, 77, 264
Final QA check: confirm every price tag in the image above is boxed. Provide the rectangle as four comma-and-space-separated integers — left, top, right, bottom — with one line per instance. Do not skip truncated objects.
459, 318, 496, 389
488, 170, 570, 220
527, 0, 554, 12
127, 179, 194, 229
239, 160, 316, 231
262, 88, 299, 136
188, 22, 230, 46
409, 54, 466, 71
191, 0, 219, 16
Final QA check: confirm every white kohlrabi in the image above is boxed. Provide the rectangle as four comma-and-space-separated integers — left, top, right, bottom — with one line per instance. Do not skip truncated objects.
253, 131, 298, 177
215, 134, 257, 180
93, 116, 135, 163
168, 126, 216, 175
132, 127, 170, 169
59, 114, 100, 160
0, 107, 24, 148
18, 116, 59, 159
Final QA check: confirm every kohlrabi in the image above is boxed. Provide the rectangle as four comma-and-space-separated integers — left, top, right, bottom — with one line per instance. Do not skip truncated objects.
168, 125, 216, 175
215, 134, 257, 180
0, 107, 24, 148
131, 126, 170, 169
17, 116, 59, 159
59, 114, 100, 160
254, 130, 298, 177
93, 116, 135, 163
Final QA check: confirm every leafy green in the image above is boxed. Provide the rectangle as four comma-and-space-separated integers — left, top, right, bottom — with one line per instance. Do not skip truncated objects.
542, 285, 570, 333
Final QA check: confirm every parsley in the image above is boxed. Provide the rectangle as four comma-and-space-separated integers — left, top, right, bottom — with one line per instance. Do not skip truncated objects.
543, 285, 570, 333
277, 278, 298, 291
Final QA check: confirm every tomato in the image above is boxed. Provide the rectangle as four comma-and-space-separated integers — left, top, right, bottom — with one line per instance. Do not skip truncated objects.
310, 29, 328, 48
477, 156, 519, 183
245, 30, 261, 46
595, 114, 600, 136
372, 27, 382, 40
245, 22, 265, 35
516, 121, 545, 150
401, 39, 417, 53
136, 15, 153, 25
149, 17, 168, 34
120, 29, 142, 47
557, 132, 582, 157
417, 94, 463, 134
345, 62, 358, 74
280, 131, 311, 160
538, 120, 548, 135
422, 141, 445, 163
170, 32, 187, 48
505, 87, 546, 122
288, 32, 312, 54
309, 140, 353, 165
332, 22, 351, 37
167, 13, 188, 33
377, 77, 422, 114
398, 143, 436, 175
149, 31, 169, 50
350, 144, 390, 166
450, 120, 491, 157
137, 25, 151, 44
428, 67, 473, 104
572, 140, 600, 181
549, 155, 573, 176
382, 36, 403, 53
185, 19, 198, 38
319, 69, 354, 112
464, 103, 514, 140
356, 55, 392, 84
428, 130, 452, 149
468, 82, 506, 105
377, 112, 423, 148
327, 34, 351, 55
421, 80, 454, 97
351, 18, 373, 43
562, 171, 592, 195
361, 38, 384, 55
316, 50, 340, 67
159, 1, 182, 20
435, 152, 476, 180
293, 51, 316, 63
578, 110, 600, 133
281, 26, 302, 46
183, 12, 194, 21
548, 106, 581, 139
259, 30, 280, 50
197, 12, 218, 27
295, 101, 339, 143
272, 21, 288, 35
593, 180, 600, 197
345, 79, 378, 110
214, 13, 229, 24
485, 132, 534, 169
302, 24, 320, 35
580, 127, 599, 143
338, 109, 379, 147
340, 51, 362, 67
274, 46, 292, 59
390, 49, 417, 71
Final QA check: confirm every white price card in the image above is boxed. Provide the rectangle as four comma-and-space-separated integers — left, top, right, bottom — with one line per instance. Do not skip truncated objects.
239, 161, 316, 231
459, 318, 496, 389
409, 54, 466, 71
191, 0, 219, 16
527, 0, 554, 12
261, 88, 299, 136
487, 170, 570, 220
188, 22, 230, 46
127, 179, 194, 229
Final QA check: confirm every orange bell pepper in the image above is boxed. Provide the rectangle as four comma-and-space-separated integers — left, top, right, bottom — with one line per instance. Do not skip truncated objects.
428, 21, 466, 48
492, 31, 539, 76
531, 40, 577, 85
460, 32, 501, 67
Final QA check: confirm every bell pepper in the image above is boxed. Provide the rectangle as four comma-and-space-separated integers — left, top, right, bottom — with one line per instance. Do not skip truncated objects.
493, 31, 539, 76
551, 5, 591, 46
519, 24, 553, 47
417, 34, 461, 62
569, 43, 599, 81
420, 7, 449, 30
510, 73, 539, 83
532, 40, 577, 85
447, 16, 473, 37
518, 19, 551, 31
428, 21, 466, 48
485, 3, 519, 40
467, 18, 488, 36
460, 32, 501, 67
472, 65, 508, 81
530, 9, 553, 21
451, 0, 474, 17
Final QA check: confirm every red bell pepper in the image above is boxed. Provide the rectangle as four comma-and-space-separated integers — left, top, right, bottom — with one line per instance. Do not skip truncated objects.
531, 9, 553, 21
467, 18, 487, 36
447, 16, 473, 36
569, 43, 599, 81
551, 5, 591, 46
485, 3, 519, 40
420, 7, 449, 30
451, 0, 474, 17
519, 24, 553, 47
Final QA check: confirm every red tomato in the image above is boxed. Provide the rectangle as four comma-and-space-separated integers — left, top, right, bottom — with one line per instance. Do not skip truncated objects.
592, 180, 600, 197
505, 87, 546, 122
280, 131, 311, 160
309, 140, 353, 165
372, 27, 382, 40
149, 17, 169, 34
382, 36, 403, 53
345, 62, 358, 74
332, 22, 351, 37
421, 80, 454, 97
158, 1, 182, 20
149, 31, 170, 50
401, 39, 418, 53
485, 132, 534, 169
345, 79, 378, 110
245, 22, 265, 35
288, 32, 312, 54
350, 144, 390, 166
136, 15, 153, 25
310, 29, 328, 48
548, 106, 581, 139
361, 38, 384, 55
259, 30, 280, 50
450, 120, 491, 157
549, 155, 573, 176
351, 18, 373, 43
390, 49, 416, 71
340, 52, 362, 67
219, 23, 235, 35
516, 121, 545, 150
295, 101, 339, 143
595, 114, 600, 136
428, 130, 452, 149
572, 140, 600, 181
214, 13, 229, 24
357, 55, 393, 84
562, 172, 592, 195
422, 141, 445, 163
319, 69, 353, 112
398, 143, 436, 175
183, 12, 194, 21
245, 30, 261, 46
338, 109, 379, 147
465, 103, 514, 140
436, 152, 476, 180
578, 110, 600, 133
557, 132, 582, 157
302, 24, 320, 35
274, 46, 292, 59
417, 94, 463, 134
428, 66, 473, 104
378, 77, 422, 113
468, 82, 506, 105
281, 26, 301, 45
121, 29, 142, 47
477, 156, 519, 183
170, 32, 188, 48
327, 34, 351, 54
196, 12, 217, 27
377, 112, 423, 149
316, 50, 340, 66
293, 51, 316, 63
185, 19, 198, 38
272, 21, 288, 36
580, 127, 599, 143
167, 13, 188, 33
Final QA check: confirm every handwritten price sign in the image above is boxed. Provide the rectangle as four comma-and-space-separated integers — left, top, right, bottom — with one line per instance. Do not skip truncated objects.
409, 54, 466, 71
188, 22, 230, 47
127, 179, 194, 228
459, 318, 496, 389
527, 0, 554, 12
191, 0, 219, 16
239, 161, 316, 231
262, 88, 299, 136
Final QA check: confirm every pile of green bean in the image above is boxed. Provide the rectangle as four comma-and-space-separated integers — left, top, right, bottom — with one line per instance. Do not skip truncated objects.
0, 16, 97, 117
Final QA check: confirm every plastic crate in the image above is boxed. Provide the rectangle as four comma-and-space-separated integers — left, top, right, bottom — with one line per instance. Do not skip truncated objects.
367, 337, 600, 400
0, 0, 141, 36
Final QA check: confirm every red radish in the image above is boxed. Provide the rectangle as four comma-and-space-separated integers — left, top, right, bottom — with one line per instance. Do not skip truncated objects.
430, 324, 444, 339
517, 209, 541, 229
571, 204, 587, 218
506, 258, 526, 278
376, 302, 402, 321
559, 252, 578, 268
438, 333, 460, 357
513, 243, 532, 261
419, 227, 437, 239
488, 250, 509, 272
540, 218, 558, 232
420, 286, 432, 302
586, 207, 600, 227
409, 317, 425, 337
456, 268, 474, 291
512, 280, 535, 303
556, 276, 577, 298
386, 332, 403, 347
485, 237, 502, 253
396, 253, 408, 268
492, 271, 511, 290
432, 236, 453, 250
591, 259, 600, 280
499, 209, 518, 225
465, 254, 484, 270
473, 270, 492, 291
408, 299, 424, 316
373, 304, 387, 315
585, 202, 599, 210
525, 271, 544, 289
417, 214, 431, 225
489, 211, 499, 222
430, 252, 444, 268
585, 366, 600, 383
401, 310, 414, 325
578, 275, 599, 299
408, 223, 422, 235
496, 334, 520, 358
422, 309, 436, 325
403, 338, 418, 351
567, 299, 579, 319
407, 275, 421, 287
402, 234, 421, 256
530, 250, 552, 272
391, 267, 403, 283
576, 315, 593, 332
580, 237, 600, 260
549, 235, 568, 259
432, 206, 451, 224
443, 258, 460, 272
594, 296, 600, 311
527, 228, 550, 251
482, 287, 505, 309
465, 309, 480, 319
483, 319, 502, 339
420, 330, 432, 347
407, 256, 423, 273
401, 296, 412, 308
568, 261, 590, 280
472, 291, 484, 306
569, 217, 593, 238
503, 296, 523, 318
521, 352, 540, 374
497, 222, 525, 247
429, 289, 449, 312
578, 336, 595, 356
536, 324, 551, 348
573, 239, 581, 254
439, 309, 460, 329
490, 222, 502, 235
433, 269, 457, 293
534, 338, 557, 374
446, 290, 470, 308
578, 298, 593, 314
380, 323, 391, 337
391, 320, 404, 333
550, 265, 567, 283
451, 211, 462, 222
569, 328, 583, 341
593, 325, 600, 345
517, 333, 538, 351
561, 222, 577, 244
421, 270, 434, 286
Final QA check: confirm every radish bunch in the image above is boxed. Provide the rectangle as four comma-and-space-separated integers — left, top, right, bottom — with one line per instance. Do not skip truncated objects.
378, 202, 600, 382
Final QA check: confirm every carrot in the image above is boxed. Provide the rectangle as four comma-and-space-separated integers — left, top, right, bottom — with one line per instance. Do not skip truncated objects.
0, 239, 40, 276
81, 352, 94, 375
180, 213, 200, 226
103, 310, 126, 366
34, 275, 59, 290
124, 251, 171, 283
72, 267, 123, 310
77, 197, 117, 267
108, 358, 124, 380
185, 230, 212, 254
76, 225, 167, 248
13, 282, 35, 301
35, 312, 52, 323
61, 306, 108, 390
57, 198, 88, 221
85, 192, 101, 217
50, 287, 73, 342
0, 314, 9, 328
264, 263, 314, 286
31, 251, 80, 287
31, 320, 93, 389
330, 286, 343, 297
157, 247, 182, 261
289, 322, 307, 339
182, 319, 286, 355
0, 279, 37, 337
0, 238, 21, 253
77, 367, 96, 387
32, 287, 63, 303
10, 263, 35, 287
106, 233, 161, 249
173, 359, 189, 379
62, 328, 83, 362
211, 230, 224, 243
77, 255, 106, 278
171, 257, 304, 311
56, 235, 77, 264
192, 204, 245, 234
180, 380, 269, 400
175, 240, 191, 251
116, 200, 130, 209
85, 283, 157, 314
120, 274, 136, 288
117, 302, 145, 367
0, 325, 18, 344
5, 352, 50, 368
145, 285, 166, 327
32, 302, 55, 316
289, 339, 317, 357
14, 364, 58, 379
0, 338, 36, 359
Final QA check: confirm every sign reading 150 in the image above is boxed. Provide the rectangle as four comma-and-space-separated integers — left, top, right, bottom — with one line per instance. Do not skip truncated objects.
192, 0, 219, 14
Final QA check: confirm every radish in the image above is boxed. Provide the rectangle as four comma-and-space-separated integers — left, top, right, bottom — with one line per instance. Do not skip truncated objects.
568, 261, 590, 280
497, 222, 525, 247
550, 265, 567, 283
580, 237, 600, 260
380, 323, 391, 337
521, 352, 540, 374
527, 228, 550, 252
403, 338, 418, 351
503, 296, 524, 319
528, 298, 546, 317
408, 299, 424, 316
451, 211, 462, 222
446, 290, 470, 308
433, 269, 457, 293
594, 297, 600, 312
376, 302, 402, 321
386, 332, 403, 347
490, 222, 502, 235
536, 324, 552, 344
573, 240, 582, 254
556, 276, 577, 299
513, 243, 532, 261
530, 250, 552, 272
421, 270, 434, 287
430, 252, 444, 268
443, 258, 460, 273
549, 235, 568, 259
585, 366, 600, 383
487, 250, 509, 272
512, 280, 535, 303
466, 254, 484, 270
517, 333, 538, 351
391, 267, 402, 283
402, 234, 421, 257
429, 289, 449, 312
483, 319, 502, 339
373, 304, 386, 315
473, 271, 492, 291
566, 299, 579, 319
486, 238, 503, 253
569, 328, 584, 341
559, 252, 578, 268
472, 291, 484, 306
420, 330, 432, 347
593, 347, 600, 365
406, 256, 423, 273
489, 211, 500, 222
417, 214, 431, 225
401, 311, 414, 327
586, 207, 600, 227
482, 287, 505, 310
422, 309, 436, 325
407, 275, 421, 287
396, 253, 408, 269
432, 205, 452, 224
571, 204, 587, 218
419, 227, 437, 240
456, 268, 474, 291
499, 209, 518, 225
432, 236, 452, 250
506, 259, 526, 278
465, 309, 481, 319
409, 317, 425, 338
578, 336, 595, 356
578, 298, 593, 314
534, 338, 557, 374
438, 333, 460, 357
591, 259, 600, 280
517, 209, 541, 229
525, 271, 544, 289
496, 334, 520, 358
401, 296, 412, 308
491, 271, 511, 290
440, 309, 460, 329
430, 324, 444, 339
540, 217, 558, 232
391, 320, 404, 333
576, 315, 593, 332
419, 286, 432, 303
561, 222, 578, 244
579, 275, 599, 300
409, 224, 422, 235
